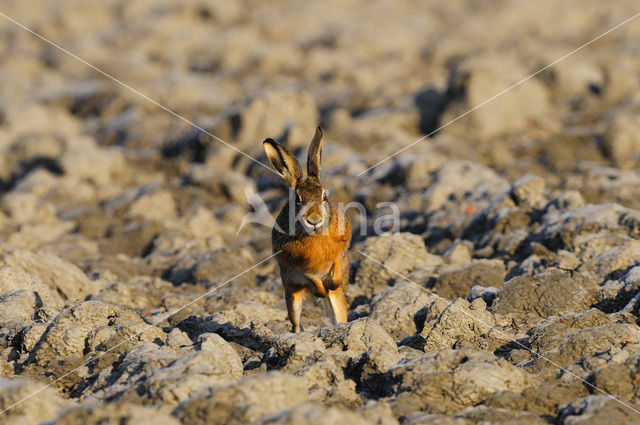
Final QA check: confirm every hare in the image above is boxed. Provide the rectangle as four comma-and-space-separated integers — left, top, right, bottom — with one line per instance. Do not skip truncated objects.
263, 127, 352, 332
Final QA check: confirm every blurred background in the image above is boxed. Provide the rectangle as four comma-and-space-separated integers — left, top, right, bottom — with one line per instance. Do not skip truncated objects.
0, 0, 638, 275
0, 0, 638, 270
0, 0, 640, 253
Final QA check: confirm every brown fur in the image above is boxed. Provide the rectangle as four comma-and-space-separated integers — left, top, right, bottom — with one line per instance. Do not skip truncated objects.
264, 127, 352, 332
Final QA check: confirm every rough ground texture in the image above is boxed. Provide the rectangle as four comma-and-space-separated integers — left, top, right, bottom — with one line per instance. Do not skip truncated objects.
1, 1, 640, 424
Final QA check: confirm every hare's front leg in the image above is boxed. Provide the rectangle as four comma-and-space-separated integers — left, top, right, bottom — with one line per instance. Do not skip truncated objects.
285, 287, 306, 332
328, 257, 342, 290
329, 254, 350, 290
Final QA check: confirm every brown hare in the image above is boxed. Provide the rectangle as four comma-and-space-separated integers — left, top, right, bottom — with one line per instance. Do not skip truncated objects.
263, 127, 352, 332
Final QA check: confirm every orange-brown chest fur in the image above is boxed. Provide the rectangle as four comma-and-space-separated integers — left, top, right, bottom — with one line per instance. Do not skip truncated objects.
273, 202, 351, 276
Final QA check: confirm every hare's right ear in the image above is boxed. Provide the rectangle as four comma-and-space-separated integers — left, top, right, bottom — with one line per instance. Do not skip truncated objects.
263, 138, 303, 187
306, 127, 323, 183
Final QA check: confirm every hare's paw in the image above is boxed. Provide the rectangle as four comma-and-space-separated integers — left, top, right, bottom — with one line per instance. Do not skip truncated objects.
311, 277, 328, 297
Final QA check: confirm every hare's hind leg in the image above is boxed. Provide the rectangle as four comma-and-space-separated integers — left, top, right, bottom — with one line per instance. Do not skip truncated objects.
325, 287, 348, 324
324, 255, 350, 324
285, 287, 306, 332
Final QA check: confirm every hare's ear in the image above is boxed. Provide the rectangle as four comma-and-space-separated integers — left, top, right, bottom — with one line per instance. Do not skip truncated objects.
263, 138, 303, 187
306, 126, 323, 182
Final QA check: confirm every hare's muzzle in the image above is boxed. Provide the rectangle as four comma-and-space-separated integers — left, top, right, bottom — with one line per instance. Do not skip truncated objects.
303, 204, 325, 231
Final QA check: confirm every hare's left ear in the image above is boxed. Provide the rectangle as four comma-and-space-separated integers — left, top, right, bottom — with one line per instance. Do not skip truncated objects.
263, 138, 303, 187
306, 127, 323, 183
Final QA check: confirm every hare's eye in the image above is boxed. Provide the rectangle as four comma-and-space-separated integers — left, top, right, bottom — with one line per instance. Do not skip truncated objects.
322, 190, 328, 202
296, 192, 302, 203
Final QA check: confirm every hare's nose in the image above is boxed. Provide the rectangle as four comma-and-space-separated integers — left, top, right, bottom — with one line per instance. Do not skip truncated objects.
306, 216, 322, 225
